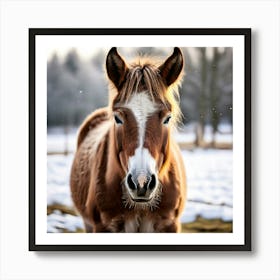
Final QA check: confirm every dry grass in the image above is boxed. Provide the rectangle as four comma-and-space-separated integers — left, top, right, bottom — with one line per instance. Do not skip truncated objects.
181, 216, 232, 233
47, 204, 78, 216
178, 142, 232, 150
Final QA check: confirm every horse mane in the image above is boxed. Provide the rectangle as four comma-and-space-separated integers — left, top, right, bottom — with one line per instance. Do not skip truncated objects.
109, 56, 183, 128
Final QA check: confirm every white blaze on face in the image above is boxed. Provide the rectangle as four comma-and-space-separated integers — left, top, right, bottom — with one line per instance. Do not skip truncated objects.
125, 93, 157, 177
128, 147, 156, 178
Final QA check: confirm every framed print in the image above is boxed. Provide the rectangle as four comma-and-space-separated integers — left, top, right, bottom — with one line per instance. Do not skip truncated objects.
29, 28, 251, 251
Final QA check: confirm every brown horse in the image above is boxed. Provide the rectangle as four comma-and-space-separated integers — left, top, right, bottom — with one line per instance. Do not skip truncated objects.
70, 47, 186, 233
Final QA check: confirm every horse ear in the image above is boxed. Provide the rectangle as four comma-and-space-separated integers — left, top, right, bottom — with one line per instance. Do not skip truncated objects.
106, 47, 128, 90
159, 47, 184, 86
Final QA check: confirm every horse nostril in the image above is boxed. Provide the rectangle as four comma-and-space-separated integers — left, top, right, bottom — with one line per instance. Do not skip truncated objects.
148, 174, 156, 190
127, 173, 137, 190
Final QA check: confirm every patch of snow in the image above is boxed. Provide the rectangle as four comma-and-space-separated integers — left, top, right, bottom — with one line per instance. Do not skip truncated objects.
47, 155, 74, 207
47, 210, 84, 233
174, 132, 196, 143
181, 149, 233, 222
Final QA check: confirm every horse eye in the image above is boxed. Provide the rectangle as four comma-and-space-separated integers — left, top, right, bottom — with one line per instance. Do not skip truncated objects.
114, 114, 123, 125
163, 115, 171, 125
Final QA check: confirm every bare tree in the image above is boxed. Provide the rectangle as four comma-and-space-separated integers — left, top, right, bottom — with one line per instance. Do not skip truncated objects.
195, 47, 208, 147
209, 47, 220, 146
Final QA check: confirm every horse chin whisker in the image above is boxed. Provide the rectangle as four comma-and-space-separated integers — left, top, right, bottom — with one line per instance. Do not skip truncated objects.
121, 181, 162, 212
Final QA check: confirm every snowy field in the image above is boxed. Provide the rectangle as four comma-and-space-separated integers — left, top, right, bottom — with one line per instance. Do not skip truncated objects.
47, 143, 233, 233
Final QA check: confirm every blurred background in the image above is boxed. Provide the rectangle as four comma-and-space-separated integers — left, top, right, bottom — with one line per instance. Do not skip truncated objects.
47, 47, 233, 233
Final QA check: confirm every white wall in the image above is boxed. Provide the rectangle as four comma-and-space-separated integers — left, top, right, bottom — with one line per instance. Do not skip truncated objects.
0, 0, 279, 279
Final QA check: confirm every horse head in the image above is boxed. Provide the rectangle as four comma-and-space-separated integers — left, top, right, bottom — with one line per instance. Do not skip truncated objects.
106, 47, 184, 209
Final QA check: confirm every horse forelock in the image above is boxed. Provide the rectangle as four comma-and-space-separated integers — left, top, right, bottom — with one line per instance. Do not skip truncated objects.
109, 57, 183, 128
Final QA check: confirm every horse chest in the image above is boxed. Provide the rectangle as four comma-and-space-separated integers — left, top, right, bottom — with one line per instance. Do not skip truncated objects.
124, 215, 155, 233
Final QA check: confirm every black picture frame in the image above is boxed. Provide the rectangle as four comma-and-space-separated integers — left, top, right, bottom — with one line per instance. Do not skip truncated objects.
29, 28, 251, 251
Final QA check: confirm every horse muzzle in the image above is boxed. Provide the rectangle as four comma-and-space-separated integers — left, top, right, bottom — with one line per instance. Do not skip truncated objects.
126, 172, 157, 201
